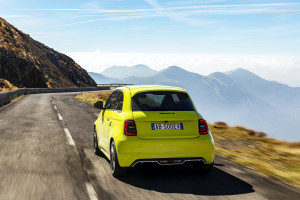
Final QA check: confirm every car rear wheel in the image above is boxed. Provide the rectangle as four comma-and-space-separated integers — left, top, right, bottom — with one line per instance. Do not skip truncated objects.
93, 129, 102, 156
110, 140, 128, 177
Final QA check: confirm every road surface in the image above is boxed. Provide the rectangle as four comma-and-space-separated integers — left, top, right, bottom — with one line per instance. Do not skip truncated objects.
0, 92, 299, 200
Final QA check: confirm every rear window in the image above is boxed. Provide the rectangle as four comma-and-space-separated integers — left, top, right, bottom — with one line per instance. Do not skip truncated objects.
131, 91, 195, 111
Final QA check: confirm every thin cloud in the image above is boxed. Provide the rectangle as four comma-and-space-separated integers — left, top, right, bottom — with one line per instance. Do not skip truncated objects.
163, 3, 299, 11
18, 3, 300, 13
17, 8, 153, 13
18, 2, 300, 27
54, 13, 163, 28
143, 0, 213, 26
182, 9, 300, 15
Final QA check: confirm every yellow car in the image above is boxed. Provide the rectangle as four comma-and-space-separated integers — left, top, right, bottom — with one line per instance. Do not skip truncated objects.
93, 85, 215, 177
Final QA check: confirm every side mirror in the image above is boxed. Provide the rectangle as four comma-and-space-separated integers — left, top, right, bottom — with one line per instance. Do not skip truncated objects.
94, 101, 104, 109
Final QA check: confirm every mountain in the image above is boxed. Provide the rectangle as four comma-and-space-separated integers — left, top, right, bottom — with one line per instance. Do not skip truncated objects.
115, 66, 299, 141
0, 17, 96, 88
122, 66, 250, 105
226, 68, 300, 118
101, 64, 157, 79
88, 72, 122, 84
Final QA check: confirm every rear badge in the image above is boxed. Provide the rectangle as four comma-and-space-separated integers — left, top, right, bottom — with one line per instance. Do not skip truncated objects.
152, 123, 183, 130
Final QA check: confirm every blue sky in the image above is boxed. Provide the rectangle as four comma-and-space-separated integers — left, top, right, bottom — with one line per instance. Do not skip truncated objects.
1, 0, 300, 86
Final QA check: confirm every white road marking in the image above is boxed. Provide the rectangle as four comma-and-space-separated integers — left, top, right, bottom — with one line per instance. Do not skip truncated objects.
51, 100, 76, 147
50, 98, 94, 198
63, 128, 75, 146
58, 113, 63, 121
86, 183, 98, 200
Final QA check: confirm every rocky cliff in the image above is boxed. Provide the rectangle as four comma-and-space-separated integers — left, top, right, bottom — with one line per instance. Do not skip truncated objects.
0, 17, 96, 88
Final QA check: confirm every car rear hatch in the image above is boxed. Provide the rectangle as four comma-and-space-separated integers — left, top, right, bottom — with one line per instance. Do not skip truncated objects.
133, 111, 200, 139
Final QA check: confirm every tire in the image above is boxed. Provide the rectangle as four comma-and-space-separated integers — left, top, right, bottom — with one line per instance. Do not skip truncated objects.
93, 129, 102, 156
193, 161, 214, 174
110, 140, 128, 177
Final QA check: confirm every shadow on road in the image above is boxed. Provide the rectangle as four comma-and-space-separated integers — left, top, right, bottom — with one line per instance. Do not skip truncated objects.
118, 165, 254, 196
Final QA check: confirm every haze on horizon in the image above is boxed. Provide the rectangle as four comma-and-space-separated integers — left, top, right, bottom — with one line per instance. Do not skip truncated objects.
1, 0, 300, 87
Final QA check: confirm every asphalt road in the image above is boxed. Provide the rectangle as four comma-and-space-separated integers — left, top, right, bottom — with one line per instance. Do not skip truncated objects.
0, 92, 300, 200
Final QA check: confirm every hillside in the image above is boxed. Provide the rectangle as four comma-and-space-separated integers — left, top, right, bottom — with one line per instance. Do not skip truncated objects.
0, 17, 96, 88
210, 122, 300, 188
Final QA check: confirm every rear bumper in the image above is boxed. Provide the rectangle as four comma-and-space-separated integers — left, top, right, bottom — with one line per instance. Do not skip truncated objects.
131, 157, 207, 167
114, 133, 215, 167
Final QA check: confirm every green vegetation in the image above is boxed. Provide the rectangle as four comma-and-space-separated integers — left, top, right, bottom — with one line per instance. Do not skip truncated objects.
76, 91, 300, 188
0, 79, 18, 93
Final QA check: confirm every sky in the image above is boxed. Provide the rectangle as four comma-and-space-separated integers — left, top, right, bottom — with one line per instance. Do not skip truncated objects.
1, 0, 300, 86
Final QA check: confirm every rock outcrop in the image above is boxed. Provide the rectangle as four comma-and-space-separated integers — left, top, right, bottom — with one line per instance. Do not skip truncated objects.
0, 17, 97, 88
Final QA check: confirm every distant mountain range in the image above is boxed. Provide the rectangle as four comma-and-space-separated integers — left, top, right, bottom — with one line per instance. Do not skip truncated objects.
0, 17, 96, 88
89, 65, 300, 141
101, 64, 157, 79
88, 72, 121, 84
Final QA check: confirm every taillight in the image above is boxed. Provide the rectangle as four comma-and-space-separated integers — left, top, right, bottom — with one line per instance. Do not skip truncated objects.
199, 119, 208, 134
124, 120, 137, 136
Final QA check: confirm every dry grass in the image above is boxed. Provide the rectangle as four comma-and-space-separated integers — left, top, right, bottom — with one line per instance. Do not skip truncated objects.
0, 79, 18, 92
284, 142, 300, 148
210, 123, 300, 188
75, 91, 112, 105
10, 95, 24, 103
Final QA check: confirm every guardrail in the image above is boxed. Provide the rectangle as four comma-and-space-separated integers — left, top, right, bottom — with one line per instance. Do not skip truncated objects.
0, 87, 110, 107
97, 83, 134, 87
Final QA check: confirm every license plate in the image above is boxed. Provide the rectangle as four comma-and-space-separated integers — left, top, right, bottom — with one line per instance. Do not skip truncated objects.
152, 123, 183, 130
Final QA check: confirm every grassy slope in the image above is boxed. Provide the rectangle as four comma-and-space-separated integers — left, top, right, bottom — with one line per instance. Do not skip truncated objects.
210, 123, 300, 188
0, 79, 18, 92
75, 91, 112, 105
76, 91, 300, 188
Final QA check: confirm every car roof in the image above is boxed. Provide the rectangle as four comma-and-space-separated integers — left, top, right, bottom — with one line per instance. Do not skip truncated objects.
117, 85, 187, 96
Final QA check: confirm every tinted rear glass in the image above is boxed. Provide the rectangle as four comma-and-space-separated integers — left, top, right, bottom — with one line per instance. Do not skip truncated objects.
132, 91, 195, 111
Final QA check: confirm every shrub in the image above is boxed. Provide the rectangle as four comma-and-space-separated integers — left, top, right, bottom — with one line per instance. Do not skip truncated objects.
257, 131, 267, 137
214, 121, 228, 126
247, 129, 256, 136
